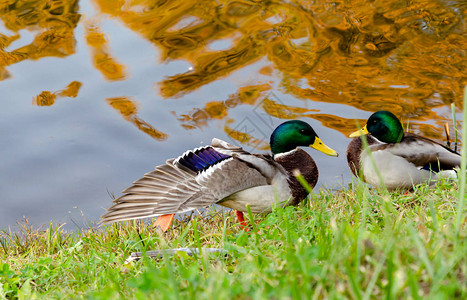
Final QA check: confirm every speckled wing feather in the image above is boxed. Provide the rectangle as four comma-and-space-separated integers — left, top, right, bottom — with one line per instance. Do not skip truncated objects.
100, 139, 285, 224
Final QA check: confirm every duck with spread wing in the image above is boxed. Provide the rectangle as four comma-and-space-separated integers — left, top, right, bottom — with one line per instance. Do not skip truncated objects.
101, 120, 338, 231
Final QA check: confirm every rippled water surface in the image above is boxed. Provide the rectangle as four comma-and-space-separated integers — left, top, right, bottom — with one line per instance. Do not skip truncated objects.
1, 0, 465, 229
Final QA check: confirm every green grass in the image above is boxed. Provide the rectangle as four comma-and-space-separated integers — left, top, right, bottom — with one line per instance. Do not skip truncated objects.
1, 179, 466, 299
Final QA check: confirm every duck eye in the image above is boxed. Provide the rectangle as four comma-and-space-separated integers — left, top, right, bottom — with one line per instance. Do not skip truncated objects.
299, 129, 307, 134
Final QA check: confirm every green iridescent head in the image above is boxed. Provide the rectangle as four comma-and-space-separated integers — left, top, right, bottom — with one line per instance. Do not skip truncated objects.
270, 120, 338, 156
349, 111, 404, 143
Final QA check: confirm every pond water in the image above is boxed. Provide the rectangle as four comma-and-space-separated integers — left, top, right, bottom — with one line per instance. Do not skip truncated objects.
1, 0, 465, 229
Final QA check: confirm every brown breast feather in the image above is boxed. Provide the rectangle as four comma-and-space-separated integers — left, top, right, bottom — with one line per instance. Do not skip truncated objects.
274, 148, 318, 206
346, 135, 381, 177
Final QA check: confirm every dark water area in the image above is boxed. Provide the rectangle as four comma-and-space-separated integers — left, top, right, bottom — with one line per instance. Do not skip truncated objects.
0, 0, 465, 230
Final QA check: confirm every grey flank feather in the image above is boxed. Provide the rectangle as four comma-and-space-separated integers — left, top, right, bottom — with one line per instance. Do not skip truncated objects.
389, 133, 461, 169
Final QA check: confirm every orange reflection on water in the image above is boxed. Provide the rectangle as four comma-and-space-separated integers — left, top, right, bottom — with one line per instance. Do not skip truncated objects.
85, 23, 127, 81
160, 35, 265, 98
33, 91, 57, 107
33, 81, 82, 106
173, 84, 271, 129
106, 97, 168, 141
224, 119, 270, 151
92, 0, 465, 139
261, 98, 319, 120
57, 81, 82, 98
0, 0, 81, 79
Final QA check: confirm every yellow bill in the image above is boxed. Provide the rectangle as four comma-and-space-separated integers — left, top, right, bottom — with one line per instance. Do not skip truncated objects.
310, 137, 338, 157
349, 125, 370, 138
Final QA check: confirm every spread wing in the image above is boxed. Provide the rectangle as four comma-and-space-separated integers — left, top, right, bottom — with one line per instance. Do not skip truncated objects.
100, 139, 285, 224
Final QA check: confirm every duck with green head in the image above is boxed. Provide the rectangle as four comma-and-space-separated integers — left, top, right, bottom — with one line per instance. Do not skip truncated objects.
347, 110, 461, 190
101, 120, 338, 231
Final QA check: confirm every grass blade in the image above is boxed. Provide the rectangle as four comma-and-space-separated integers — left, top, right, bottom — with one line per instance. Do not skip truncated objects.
455, 86, 467, 238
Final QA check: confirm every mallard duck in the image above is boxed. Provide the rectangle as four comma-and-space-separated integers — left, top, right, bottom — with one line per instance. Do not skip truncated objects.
347, 110, 461, 190
101, 120, 338, 231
